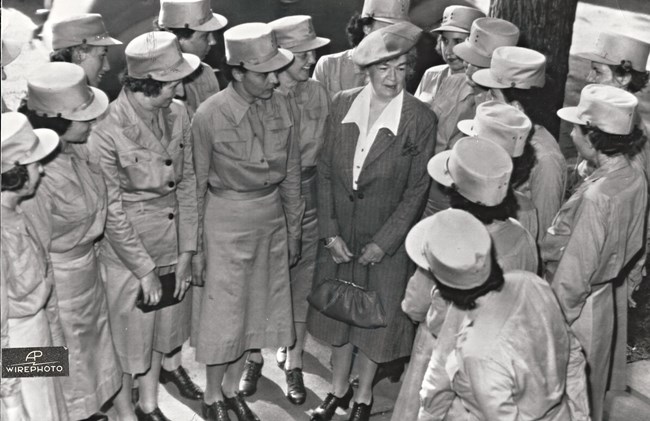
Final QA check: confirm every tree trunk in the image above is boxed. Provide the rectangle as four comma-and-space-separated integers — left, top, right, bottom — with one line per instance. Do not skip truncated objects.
490, 0, 578, 138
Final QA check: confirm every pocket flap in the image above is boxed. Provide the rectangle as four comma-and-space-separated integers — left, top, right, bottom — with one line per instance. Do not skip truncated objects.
118, 150, 151, 167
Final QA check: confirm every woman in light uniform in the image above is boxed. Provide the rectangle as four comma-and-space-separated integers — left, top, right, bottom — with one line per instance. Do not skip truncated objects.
1, 112, 67, 421
191, 23, 303, 421
20, 62, 122, 421
88, 31, 200, 421
544, 84, 648, 421
414, 5, 484, 106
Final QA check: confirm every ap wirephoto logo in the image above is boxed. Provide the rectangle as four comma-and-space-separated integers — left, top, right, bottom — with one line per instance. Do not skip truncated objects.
2, 347, 69, 378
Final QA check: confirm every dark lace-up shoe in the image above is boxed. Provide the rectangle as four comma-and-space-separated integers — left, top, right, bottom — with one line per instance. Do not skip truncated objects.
201, 400, 231, 421
348, 399, 373, 421
238, 360, 263, 396
160, 365, 204, 400
309, 386, 353, 421
285, 367, 306, 405
225, 393, 260, 421
135, 405, 171, 421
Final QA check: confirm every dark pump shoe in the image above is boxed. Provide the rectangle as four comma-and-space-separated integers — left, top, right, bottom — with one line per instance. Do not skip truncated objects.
285, 367, 306, 405
134, 405, 171, 421
159, 365, 204, 400
239, 360, 263, 396
201, 400, 231, 421
348, 400, 373, 421
225, 393, 261, 421
309, 386, 353, 421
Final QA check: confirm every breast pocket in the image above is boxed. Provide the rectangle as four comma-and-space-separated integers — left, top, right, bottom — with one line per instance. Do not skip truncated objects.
265, 118, 291, 153
302, 106, 327, 140
52, 182, 92, 221
214, 129, 248, 161
117, 149, 155, 190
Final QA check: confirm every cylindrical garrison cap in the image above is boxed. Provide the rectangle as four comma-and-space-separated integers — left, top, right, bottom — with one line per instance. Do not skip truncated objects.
472, 46, 546, 89
158, 0, 228, 32
431, 6, 485, 34
557, 84, 638, 135
269, 15, 330, 53
27, 62, 109, 121
1, 112, 60, 174
452, 17, 519, 68
224, 23, 293, 73
405, 208, 492, 289
52, 13, 122, 50
576, 32, 650, 72
125, 31, 200, 81
362, 0, 411, 24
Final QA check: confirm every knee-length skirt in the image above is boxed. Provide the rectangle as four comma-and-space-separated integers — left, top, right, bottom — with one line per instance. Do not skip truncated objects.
50, 246, 121, 419
194, 189, 294, 365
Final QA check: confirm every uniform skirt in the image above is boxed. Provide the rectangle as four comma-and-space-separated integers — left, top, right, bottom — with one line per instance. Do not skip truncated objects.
5, 310, 69, 421
195, 188, 294, 365
101, 261, 188, 375
290, 174, 319, 323
50, 246, 121, 419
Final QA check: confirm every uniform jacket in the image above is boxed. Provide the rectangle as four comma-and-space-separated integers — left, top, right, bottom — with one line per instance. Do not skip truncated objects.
88, 90, 198, 278
414, 64, 452, 108
277, 78, 330, 169
318, 87, 436, 255
419, 271, 591, 421
313, 49, 366, 98
183, 62, 220, 118
541, 156, 647, 324
518, 125, 567, 243
192, 83, 304, 245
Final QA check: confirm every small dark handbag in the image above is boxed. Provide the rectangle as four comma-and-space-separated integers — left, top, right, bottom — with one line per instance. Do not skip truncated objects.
136, 272, 180, 313
308, 260, 387, 329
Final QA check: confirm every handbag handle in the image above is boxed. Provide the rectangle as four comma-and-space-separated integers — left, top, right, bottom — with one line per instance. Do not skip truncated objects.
336, 256, 370, 290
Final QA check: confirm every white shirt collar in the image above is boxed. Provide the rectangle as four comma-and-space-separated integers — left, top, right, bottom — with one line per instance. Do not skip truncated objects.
342, 84, 403, 136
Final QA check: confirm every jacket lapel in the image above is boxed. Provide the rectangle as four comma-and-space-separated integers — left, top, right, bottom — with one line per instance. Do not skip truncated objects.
160, 106, 178, 152
340, 121, 359, 194
118, 91, 169, 156
362, 127, 396, 169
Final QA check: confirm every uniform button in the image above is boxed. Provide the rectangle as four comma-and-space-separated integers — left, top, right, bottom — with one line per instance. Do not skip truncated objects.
168, 181, 175, 188
179, 143, 185, 149
165, 159, 172, 166
260, 158, 265, 163
357, 192, 364, 199
264, 181, 269, 186
348, 195, 354, 201
168, 213, 174, 220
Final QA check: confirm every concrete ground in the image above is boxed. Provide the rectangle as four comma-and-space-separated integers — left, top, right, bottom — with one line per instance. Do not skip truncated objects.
138, 335, 650, 421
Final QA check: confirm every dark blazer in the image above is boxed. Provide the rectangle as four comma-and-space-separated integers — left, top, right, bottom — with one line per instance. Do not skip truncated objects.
318, 87, 437, 255
308, 87, 437, 363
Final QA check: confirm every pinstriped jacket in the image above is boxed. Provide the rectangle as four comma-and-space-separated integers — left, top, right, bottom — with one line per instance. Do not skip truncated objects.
318, 87, 437, 255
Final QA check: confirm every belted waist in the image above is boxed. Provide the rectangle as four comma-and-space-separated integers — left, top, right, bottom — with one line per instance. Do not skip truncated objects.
208, 184, 277, 200
50, 242, 94, 262
122, 192, 177, 211
301, 166, 317, 181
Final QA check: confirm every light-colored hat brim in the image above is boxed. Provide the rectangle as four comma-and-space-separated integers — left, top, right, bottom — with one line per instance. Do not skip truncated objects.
431, 25, 471, 34
453, 42, 490, 68
192, 13, 228, 32
372, 17, 409, 24
471, 68, 510, 89
556, 106, 586, 126
288, 36, 331, 53
405, 217, 436, 270
154, 52, 201, 81
2, 39, 22, 67
457, 119, 475, 136
86, 36, 123, 47
20, 129, 60, 166
244, 48, 293, 73
427, 150, 454, 187
574, 51, 619, 67
61, 87, 109, 121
